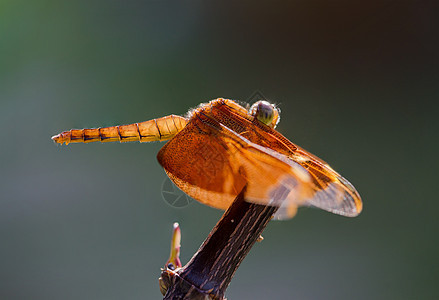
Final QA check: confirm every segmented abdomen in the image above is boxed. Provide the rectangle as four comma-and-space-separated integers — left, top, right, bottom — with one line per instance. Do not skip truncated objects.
52, 115, 188, 145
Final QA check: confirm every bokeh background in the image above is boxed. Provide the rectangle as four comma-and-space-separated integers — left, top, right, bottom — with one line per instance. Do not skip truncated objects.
1, 1, 438, 299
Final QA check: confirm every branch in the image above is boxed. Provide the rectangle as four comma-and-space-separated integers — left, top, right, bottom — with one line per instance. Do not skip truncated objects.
160, 186, 278, 299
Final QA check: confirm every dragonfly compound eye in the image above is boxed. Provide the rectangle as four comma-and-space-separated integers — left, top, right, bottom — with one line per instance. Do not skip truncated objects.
250, 100, 280, 128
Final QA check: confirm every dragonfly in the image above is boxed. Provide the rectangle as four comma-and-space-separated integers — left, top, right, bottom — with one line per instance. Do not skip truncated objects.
52, 98, 362, 219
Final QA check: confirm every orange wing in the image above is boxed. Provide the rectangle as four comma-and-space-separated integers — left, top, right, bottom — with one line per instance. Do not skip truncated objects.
158, 101, 362, 219
157, 112, 316, 218
208, 100, 363, 218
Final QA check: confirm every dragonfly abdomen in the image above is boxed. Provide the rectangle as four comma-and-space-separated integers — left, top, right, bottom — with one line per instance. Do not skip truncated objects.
52, 115, 188, 145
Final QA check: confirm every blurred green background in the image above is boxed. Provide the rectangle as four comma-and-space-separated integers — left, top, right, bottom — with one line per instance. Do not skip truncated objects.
1, 1, 438, 299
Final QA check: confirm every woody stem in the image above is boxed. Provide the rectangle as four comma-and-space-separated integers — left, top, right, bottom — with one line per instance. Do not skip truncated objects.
162, 186, 278, 299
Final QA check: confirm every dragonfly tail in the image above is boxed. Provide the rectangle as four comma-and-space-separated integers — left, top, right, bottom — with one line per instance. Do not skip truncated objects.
51, 115, 188, 145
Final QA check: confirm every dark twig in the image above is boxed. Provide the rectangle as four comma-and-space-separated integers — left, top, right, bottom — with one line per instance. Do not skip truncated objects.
160, 186, 278, 299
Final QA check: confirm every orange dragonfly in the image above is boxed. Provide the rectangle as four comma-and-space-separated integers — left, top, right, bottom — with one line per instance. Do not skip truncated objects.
52, 98, 362, 219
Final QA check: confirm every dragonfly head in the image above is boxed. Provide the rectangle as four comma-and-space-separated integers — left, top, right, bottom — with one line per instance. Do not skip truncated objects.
250, 100, 280, 129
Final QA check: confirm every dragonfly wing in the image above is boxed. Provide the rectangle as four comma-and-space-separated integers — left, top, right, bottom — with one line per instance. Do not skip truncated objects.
158, 111, 362, 219
157, 113, 314, 218
211, 103, 362, 217
302, 171, 362, 217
